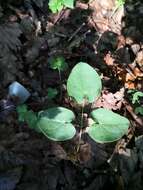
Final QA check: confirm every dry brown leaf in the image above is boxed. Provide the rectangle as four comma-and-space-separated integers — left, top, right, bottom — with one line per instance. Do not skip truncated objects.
136, 50, 143, 70
104, 53, 115, 66
94, 88, 124, 110
88, 0, 124, 34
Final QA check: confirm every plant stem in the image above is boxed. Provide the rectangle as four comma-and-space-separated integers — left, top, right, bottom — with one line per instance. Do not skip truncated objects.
80, 105, 84, 129
58, 69, 62, 101
76, 102, 85, 153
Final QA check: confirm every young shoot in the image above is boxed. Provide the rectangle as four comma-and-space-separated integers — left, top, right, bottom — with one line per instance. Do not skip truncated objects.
17, 62, 130, 152
49, 56, 68, 100
49, 0, 75, 13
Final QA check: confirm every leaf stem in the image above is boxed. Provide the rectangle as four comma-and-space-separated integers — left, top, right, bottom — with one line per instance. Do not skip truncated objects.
76, 101, 85, 153
58, 69, 62, 101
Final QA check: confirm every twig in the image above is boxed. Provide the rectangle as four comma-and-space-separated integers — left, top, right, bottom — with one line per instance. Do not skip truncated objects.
123, 100, 143, 127
58, 69, 62, 101
108, 127, 134, 169
68, 23, 86, 42
109, 5, 119, 19
54, 9, 67, 24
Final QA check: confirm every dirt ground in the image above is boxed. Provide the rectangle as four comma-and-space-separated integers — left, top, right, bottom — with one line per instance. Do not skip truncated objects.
0, 0, 143, 190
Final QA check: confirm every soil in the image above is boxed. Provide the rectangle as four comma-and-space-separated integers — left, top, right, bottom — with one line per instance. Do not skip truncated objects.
0, 0, 143, 190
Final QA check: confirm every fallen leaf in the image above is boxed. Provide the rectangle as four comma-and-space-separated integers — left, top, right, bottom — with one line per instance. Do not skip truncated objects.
94, 88, 124, 110
136, 50, 143, 70
104, 53, 114, 66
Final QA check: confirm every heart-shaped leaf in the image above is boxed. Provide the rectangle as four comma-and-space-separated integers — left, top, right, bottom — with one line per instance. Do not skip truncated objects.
38, 107, 75, 122
48, 0, 64, 13
63, 0, 74, 8
67, 62, 102, 104
37, 107, 76, 141
87, 108, 130, 143
38, 118, 75, 141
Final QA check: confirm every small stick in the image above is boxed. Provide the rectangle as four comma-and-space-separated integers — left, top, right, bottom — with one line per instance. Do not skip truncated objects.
58, 69, 62, 101
68, 23, 85, 42
123, 100, 143, 127
76, 101, 85, 153
108, 127, 134, 169
54, 9, 67, 24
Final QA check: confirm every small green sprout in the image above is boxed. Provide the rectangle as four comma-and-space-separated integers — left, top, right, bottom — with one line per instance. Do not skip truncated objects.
128, 89, 143, 104
115, 0, 125, 7
49, 56, 68, 71
128, 90, 143, 116
132, 91, 143, 104
49, 0, 75, 13
47, 87, 58, 100
49, 56, 68, 100
135, 107, 143, 115
17, 104, 38, 131
16, 104, 28, 122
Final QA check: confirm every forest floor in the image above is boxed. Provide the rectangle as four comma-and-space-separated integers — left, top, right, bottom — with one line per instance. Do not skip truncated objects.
0, 0, 143, 190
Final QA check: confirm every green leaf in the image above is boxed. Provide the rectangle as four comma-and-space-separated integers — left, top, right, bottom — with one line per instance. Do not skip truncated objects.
87, 108, 129, 143
38, 118, 75, 141
115, 0, 125, 7
37, 107, 76, 141
24, 110, 38, 130
135, 106, 143, 115
16, 104, 28, 122
63, 0, 74, 8
48, 0, 74, 13
132, 91, 143, 104
67, 62, 102, 104
38, 107, 75, 122
47, 87, 58, 100
16, 104, 39, 131
49, 56, 68, 71
48, 0, 64, 13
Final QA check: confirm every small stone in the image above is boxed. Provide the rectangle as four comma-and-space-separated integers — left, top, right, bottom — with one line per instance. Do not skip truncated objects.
136, 50, 143, 68
126, 37, 134, 45
131, 44, 140, 54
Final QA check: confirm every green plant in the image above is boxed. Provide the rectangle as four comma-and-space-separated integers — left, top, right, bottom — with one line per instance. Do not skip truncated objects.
49, 56, 68, 100
49, 0, 75, 13
49, 56, 68, 71
115, 0, 125, 7
47, 87, 58, 100
17, 62, 129, 144
128, 90, 143, 116
16, 104, 38, 131
131, 91, 143, 104
135, 107, 143, 115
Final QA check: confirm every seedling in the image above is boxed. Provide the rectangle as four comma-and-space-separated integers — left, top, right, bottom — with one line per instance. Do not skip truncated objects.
17, 62, 129, 147
135, 107, 143, 115
49, 56, 68, 100
128, 90, 143, 104
128, 90, 143, 116
49, 0, 75, 13
115, 0, 125, 7
16, 104, 38, 131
